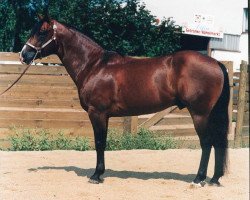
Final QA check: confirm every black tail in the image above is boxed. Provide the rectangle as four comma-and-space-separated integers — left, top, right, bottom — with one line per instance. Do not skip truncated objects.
208, 62, 230, 174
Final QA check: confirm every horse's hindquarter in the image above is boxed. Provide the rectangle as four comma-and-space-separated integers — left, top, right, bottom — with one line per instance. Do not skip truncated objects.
172, 51, 224, 115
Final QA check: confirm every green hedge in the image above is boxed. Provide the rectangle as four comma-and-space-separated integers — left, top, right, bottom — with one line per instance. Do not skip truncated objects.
0, 0, 181, 56
7, 128, 176, 151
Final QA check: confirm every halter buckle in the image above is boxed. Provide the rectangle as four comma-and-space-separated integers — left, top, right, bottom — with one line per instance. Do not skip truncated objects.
53, 24, 57, 30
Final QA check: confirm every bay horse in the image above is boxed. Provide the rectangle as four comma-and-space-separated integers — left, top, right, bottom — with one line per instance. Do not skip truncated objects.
20, 16, 229, 187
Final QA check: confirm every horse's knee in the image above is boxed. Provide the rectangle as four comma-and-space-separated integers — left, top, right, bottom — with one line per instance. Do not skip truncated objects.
95, 140, 106, 151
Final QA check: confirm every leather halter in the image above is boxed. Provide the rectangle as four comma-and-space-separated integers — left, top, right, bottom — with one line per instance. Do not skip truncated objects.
21, 24, 57, 60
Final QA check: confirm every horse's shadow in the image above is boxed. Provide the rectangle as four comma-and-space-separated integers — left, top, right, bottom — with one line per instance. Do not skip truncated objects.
28, 166, 201, 183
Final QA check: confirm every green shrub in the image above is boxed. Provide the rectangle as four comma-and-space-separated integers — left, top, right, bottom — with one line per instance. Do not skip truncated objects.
9, 129, 36, 151
36, 131, 53, 151
53, 132, 72, 150
106, 128, 176, 150
73, 136, 90, 151
9, 130, 91, 151
8, 128, 176, 151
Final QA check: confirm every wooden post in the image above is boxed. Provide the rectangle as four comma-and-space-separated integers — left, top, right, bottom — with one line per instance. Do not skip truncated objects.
131, 116, 138, 133
234, 61, 248, 147
123, 116, 138, 134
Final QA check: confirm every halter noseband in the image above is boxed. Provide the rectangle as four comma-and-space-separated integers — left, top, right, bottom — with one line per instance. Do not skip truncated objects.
21, 24, 57, 59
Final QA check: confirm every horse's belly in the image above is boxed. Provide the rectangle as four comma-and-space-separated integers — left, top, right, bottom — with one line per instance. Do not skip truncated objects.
110, 88, 174, 117
110, 102, 173, 117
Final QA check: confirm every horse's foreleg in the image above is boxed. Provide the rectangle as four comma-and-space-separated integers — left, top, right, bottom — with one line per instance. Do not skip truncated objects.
88, 107, 108, 184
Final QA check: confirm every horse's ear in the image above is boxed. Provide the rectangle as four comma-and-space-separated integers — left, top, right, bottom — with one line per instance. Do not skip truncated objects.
37, 13, 44, 21
44, 13, 51, 22
36, 13, 51, 22
34, 1, 50, 21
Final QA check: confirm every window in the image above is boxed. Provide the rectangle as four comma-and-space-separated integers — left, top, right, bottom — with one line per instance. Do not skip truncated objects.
243, 8, 248, 33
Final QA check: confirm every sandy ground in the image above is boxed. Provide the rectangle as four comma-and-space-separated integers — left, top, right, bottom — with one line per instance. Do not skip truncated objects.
0, 149, 249, 200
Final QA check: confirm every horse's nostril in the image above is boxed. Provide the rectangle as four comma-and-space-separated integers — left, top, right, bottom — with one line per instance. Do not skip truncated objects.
20, 54, 27, 65
19, 51, 34, 65
21, 51, 27, 59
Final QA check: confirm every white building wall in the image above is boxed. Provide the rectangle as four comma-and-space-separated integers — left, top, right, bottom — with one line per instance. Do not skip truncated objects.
142, 0, 248, 71
142, 0, 247, 35
239, 33, 249, 63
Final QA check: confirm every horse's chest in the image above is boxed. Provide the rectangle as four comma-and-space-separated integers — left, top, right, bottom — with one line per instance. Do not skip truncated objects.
78, 77, 116, 112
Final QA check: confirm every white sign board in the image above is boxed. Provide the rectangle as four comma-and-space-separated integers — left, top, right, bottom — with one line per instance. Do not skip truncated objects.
182, 14, 223, 38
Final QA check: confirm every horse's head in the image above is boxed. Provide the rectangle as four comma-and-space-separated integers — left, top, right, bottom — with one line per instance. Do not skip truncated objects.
20, 15, 58, 65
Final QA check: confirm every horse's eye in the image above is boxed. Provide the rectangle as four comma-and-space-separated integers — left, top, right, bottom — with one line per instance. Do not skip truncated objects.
39, 30, 48, 35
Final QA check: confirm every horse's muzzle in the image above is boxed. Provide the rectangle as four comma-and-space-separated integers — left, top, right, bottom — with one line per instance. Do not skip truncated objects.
20, 50, 36, 65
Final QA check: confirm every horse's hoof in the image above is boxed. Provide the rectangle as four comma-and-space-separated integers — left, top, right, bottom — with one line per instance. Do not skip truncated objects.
209, 179, 221, 187
190, 181, 206, 188
88, 177, 104, 184
89, 178, 100, 184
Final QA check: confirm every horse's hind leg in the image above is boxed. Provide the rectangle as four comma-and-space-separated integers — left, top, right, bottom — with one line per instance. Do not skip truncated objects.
210, 147, 227, 186
208, 107, 229, 186
190, 114, 212, 187
191, 108, 228, 187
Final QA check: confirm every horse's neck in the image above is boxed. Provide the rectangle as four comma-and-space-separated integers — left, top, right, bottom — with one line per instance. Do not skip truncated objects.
56, 23, 104, 85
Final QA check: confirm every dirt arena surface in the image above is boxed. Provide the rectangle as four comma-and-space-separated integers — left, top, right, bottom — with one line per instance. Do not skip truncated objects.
0, 149, 249, 200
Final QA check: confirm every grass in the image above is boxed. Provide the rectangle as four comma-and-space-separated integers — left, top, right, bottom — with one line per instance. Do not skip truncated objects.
5, 128, 177, 151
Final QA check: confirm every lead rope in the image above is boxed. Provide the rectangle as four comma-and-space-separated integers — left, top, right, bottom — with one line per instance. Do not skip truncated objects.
0, 50, 39, 96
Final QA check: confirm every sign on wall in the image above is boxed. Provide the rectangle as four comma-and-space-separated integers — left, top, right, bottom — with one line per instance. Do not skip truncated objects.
182, 14, 223, 38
